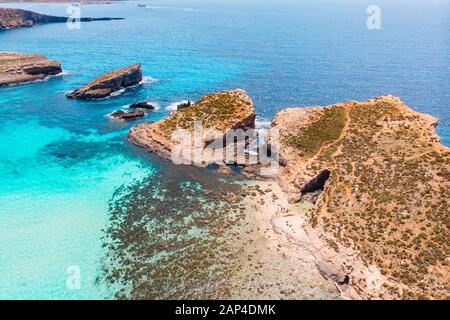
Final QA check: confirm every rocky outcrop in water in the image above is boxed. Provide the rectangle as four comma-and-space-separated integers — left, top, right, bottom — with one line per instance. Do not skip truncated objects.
129, 101, 155, 109
110, 109, 145, 120
128, 89, 256, 164
0, 8, 123, 30
67, 64, 142, 100
0, 52, 62, 86
128, 91, 449, 299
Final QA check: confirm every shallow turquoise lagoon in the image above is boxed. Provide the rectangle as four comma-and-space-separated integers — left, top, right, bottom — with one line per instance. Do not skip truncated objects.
0, 0, 448, 299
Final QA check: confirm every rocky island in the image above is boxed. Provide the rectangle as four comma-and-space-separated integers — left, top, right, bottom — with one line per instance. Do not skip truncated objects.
0, 52, 62, 86
129, 92, 449, 300
67, 64, 142, 100
129, 89, 256, 163
0, 8, 123, 30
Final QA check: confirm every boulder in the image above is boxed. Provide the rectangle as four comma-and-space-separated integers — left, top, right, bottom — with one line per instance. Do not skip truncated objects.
217, 165, 233, 175
129, 101, 155, 109
110, 108, 145, 120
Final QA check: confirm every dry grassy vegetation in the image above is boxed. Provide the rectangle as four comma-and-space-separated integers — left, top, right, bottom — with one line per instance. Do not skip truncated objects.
287, 106, 346, 157
0, 54, 42, 67
158, 90, 255, 138
283, 98, 449, 299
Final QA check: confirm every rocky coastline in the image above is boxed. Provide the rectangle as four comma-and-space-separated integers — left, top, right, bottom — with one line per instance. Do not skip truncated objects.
129, 93, 449, 300
1, 44, 447, 299
0, 8, 123, 30
0, 52, 62, 86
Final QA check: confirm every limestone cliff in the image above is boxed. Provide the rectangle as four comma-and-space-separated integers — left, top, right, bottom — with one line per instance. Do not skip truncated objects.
128, 90, 449, 299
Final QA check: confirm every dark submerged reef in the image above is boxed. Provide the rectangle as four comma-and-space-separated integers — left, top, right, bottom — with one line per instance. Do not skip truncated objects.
100, 165, 249, 299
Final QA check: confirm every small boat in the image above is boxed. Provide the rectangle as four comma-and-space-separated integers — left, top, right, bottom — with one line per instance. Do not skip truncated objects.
137, 3, 147, 7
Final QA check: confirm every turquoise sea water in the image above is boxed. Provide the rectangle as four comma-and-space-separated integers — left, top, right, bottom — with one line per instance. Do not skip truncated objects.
0, 0, 449, 299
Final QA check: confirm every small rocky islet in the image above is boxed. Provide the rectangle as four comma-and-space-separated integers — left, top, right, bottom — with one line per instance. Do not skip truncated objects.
176, 100, 192, 110
67, 64, 143, 100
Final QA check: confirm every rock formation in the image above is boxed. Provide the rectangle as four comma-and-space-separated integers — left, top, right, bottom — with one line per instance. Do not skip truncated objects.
0, 52, 62, 86
0, 8, 123, 30
110, 108, 145, 120
67, 64, 142, 100
270, 95, 449, 299
129, 101, 155, 109
176, 101, 192, 111
129, 89, 256, 165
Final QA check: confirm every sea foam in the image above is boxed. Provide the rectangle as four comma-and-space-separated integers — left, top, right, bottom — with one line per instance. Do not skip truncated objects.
166, 100, 190, 112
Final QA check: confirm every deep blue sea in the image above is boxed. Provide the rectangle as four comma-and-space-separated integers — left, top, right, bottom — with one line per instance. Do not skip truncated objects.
0, 0, 449, 299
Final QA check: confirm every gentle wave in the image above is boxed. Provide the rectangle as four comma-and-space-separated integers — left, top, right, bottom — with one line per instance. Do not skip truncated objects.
110, 88, 126, 97
107, 77, 158, 98
141, 76, 159, 85
11, 72, 65, 86
165, 100, 190, 112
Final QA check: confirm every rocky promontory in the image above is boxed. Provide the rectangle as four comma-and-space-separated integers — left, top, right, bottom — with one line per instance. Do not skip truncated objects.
0, 52, 62, 86
269, 95, 449, 299
0, 8, 123, 30
67, 64, 142, 100
129, 89, 256, 164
